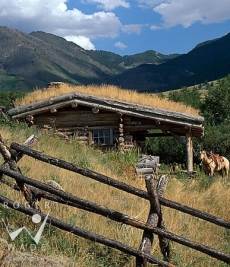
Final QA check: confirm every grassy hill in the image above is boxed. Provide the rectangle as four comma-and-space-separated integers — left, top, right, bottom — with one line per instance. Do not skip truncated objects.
160, 75, 229, 109
0, 122, 229, 266
159, 79, 220, 109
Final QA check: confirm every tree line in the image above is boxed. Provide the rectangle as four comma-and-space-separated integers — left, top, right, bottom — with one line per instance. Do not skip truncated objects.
146, 75, 230, 163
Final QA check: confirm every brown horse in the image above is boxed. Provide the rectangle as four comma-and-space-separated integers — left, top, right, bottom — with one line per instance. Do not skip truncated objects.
200, 150, 229, 179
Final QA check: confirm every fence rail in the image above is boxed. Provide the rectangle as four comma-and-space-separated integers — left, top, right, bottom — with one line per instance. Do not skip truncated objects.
0, 138, 229, 266
10, 143, 230, 229
0, 194, 170, 267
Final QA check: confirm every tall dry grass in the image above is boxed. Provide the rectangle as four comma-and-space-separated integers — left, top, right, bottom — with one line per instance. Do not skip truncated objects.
0, 125, 229, 266
15, 84, 200, 116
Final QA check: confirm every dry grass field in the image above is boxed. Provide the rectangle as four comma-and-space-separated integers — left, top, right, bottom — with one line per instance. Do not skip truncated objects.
15, 84, 200, 116
0, 124, 229, 266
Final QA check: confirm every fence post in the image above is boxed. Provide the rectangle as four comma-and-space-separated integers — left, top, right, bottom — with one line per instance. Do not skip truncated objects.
136, 175, 169, 267
0, 134, 38, 208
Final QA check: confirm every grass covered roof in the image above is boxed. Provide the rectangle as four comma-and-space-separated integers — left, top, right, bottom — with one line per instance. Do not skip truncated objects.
15, 84, 200, 117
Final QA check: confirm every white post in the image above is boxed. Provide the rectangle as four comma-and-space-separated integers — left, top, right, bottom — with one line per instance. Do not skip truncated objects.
186, 132, 193, 174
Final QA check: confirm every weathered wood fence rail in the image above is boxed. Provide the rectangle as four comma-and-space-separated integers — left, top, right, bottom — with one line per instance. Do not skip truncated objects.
10, 143, 230, 229
0, 140, 229, 266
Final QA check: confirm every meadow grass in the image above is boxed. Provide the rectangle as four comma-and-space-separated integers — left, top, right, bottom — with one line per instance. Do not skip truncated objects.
0, 124, 229, 266
15, 84, 200, 116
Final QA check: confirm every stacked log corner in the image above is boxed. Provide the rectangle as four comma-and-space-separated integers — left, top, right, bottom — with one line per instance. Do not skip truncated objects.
118, 114, 125, 152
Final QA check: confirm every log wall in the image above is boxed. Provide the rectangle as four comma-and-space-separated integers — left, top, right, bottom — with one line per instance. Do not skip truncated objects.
33, 106, 157, 148
34, 108, 120, 128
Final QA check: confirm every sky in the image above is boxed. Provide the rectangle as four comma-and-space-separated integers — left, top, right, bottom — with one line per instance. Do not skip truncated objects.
0, 0, 230, 55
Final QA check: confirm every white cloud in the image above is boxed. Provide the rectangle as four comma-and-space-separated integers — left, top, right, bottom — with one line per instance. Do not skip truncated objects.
139, 0, 230, 28
150, 25, 162, 30
65, 35, 96, 50
114, 41, 127, 49
0, 0, 121, 38
138, 0, 163, 8
85, 0, 130, 10
122, 24, 143, 34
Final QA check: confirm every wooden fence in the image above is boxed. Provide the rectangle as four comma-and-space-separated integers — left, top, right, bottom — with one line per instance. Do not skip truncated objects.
0, 137, 229, 266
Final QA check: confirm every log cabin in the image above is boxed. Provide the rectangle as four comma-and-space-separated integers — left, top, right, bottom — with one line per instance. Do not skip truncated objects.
7, 85, 204, 173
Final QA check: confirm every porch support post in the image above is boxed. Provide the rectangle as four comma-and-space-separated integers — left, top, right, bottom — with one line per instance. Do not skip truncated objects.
186, 131, 193, 174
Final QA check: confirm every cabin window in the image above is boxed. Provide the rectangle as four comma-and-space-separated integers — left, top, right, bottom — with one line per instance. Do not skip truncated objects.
93, 128, 113, 146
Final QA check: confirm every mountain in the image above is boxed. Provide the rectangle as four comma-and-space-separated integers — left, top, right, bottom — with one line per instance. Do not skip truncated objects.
0, 26, 175, 91
0, 27, 116, 90
110, 33, 230, 92
0, 26, 229, 92
88, 50, 178, 73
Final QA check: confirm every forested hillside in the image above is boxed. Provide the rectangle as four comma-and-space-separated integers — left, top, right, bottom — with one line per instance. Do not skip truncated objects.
111, 33, 230, 92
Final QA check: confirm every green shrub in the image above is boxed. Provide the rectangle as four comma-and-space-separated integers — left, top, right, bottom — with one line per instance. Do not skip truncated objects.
201, 75, 230, 125
0, 91, 25, 109
201, 122, 230, 159
145, 136, 186, 164
168, 87, 201, 109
